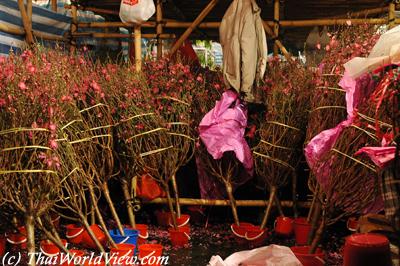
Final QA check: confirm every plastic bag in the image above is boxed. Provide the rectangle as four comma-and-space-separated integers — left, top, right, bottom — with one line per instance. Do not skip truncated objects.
119, 0, 155, 24
208, 245, 302, 266
136, 174, 165, 201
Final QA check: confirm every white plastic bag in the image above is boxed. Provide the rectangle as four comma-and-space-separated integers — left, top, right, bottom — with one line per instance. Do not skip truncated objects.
119, 0, 155, 24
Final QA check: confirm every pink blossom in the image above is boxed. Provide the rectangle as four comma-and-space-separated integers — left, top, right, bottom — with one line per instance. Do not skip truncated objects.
346, 20, 352, 26
196, 76, 203, 82
0, 98, 6, 107
49, 139, 58, 149
31, 121, 38, 129
48, 123, 56, 132
18, 81, 27, 90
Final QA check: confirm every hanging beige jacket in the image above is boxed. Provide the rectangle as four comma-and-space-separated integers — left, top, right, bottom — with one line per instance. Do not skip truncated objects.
220, 0, 268, 103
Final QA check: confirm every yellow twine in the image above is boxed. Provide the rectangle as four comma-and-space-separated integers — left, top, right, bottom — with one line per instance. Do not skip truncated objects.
331, 148, 376, 172
266, 121, 301, 132
140, 146, 173, 157
253, 151, 295, 171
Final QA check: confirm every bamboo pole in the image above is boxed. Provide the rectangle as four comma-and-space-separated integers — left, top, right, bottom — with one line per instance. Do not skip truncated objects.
273, 0, 280, 55
342, 6, 389, 18
389, 2, 396, 29
72, 32, 175, 39
260, 186, 277, 229
76, 18, 393, 30
27, 0, 32, 25
156, 0, 163, 58
169, 0, 219, 56
134, 26, 142, 72
262, 21, 293, 62
70, 4, 77, 52
78, 21, 156, 29
0, 23, 24, 35
51, 0, 57, 12
17, 0, 34, 45
146, 197, 311, 207
278, 18, 387, 27
33, 31, 65, 41
64, 5, 118, 16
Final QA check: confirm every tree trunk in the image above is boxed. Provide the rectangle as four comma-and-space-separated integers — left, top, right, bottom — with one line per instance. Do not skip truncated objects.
225, 182, 239, 226
307, 200, 322, 245
165, 185, 177, 229
309, 216, 325, 254
25, 214, 36, 266
102, 181, 124, 235
81, 218, 106, 254
170, 174, 181, 218
121, 180, 136, 229
260, 186, 276, 229
88, 184, 117, 248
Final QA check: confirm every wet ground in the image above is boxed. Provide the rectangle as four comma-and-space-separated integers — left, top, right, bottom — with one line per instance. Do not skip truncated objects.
148, 223, 345, 266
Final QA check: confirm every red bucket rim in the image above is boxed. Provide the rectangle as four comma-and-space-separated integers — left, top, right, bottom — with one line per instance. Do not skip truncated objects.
345, 233, 389, 247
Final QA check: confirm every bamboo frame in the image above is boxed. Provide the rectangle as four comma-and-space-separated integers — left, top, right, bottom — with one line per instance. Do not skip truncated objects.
72, 32, 175, 39
134, 26, 142, 72
146, 197, 311, 207
17, 0, 34, 45
156, 0, 163, 58
76, 18, 394, 30
389, 2, 396, 29
273, 0, 280, 55
70, 4, 77, 52
169, 0, 219, 56
65, 4, 119, 16
51, 0, 57, 12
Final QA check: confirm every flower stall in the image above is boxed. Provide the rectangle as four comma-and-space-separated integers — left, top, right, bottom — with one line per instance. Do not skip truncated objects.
0, 0, 400, 265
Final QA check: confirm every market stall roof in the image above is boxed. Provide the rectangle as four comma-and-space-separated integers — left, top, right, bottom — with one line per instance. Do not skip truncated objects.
76, 0, 389, 49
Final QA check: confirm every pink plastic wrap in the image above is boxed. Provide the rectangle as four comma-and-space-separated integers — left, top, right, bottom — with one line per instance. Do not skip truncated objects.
355, 147, 397, 169
304, 71, 375, 184
199, 90, 253, 174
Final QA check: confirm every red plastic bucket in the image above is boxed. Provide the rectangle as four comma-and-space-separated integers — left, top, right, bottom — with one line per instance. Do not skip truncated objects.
343, 233, 391, 266
81, 224, 107, 249
0, 235, 6, 256
168, 227, 190, 247
65, 224, 84, 245
346, 217, 358, 232
169, 214, 190, 228
110, 243, 136, 266
6, 226, 27, 249
40, 239, 68, 257
294, 217, 311, 245
138, 244, 163, 266
135, 224, 149, 245
291, 246, 324, 266
275, 216, 294, 236
245, 226, 268, 247
231, 222, 254, 244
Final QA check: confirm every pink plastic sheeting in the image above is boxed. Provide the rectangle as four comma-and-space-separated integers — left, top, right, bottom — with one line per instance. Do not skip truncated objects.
304, 71, 375, 184
199, 90, 254, 174
355, 146, 397, 169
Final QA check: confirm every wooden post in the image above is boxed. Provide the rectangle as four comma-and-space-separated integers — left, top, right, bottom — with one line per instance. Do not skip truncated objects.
156, 0, 163, 58
17, 0, 34, 45
70, 4, 78, 52
273, 0, 279, 55
51, 0, 57, 12
389, 1, 396, 29
27, 0, 32, 24
134, 26, 142, 72
169, 0, 218, 56
262, 21, 292, 62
